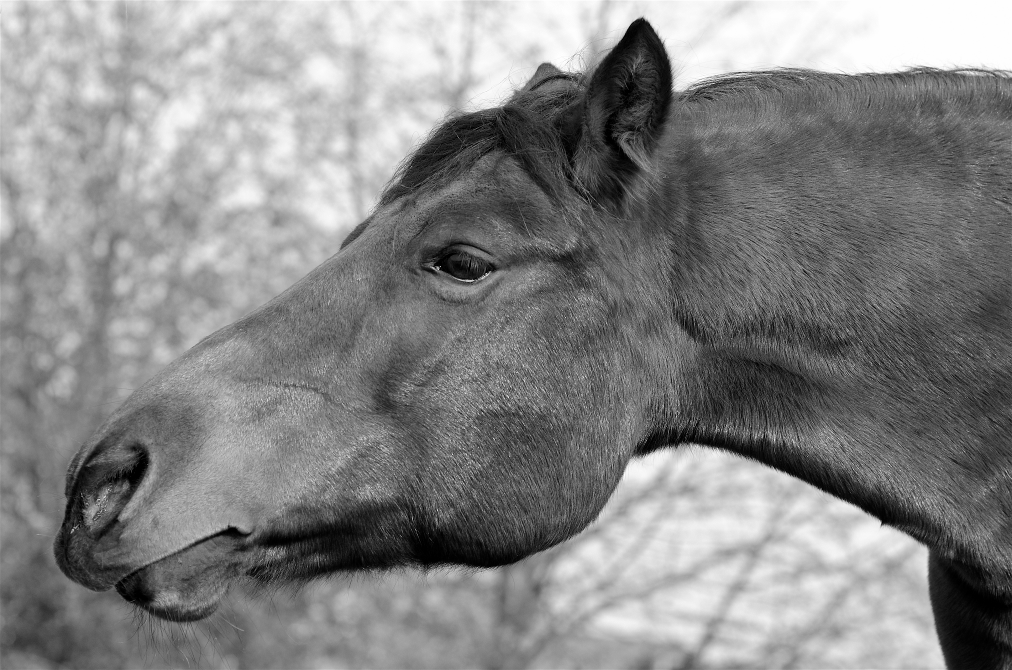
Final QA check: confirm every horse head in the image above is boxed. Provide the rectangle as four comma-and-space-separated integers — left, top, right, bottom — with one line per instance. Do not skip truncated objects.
55, 19, 678, 622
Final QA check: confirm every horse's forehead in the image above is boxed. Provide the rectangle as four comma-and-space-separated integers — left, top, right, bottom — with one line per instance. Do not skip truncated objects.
421, 153, 544, 205
379, 154, 557, 233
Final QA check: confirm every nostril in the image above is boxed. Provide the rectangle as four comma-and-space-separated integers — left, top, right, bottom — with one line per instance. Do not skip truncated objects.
82, 477, 132, 532
77, 445, 149, 538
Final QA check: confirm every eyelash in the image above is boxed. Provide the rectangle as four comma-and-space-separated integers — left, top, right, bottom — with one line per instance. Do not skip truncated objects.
428, 249, 495, 283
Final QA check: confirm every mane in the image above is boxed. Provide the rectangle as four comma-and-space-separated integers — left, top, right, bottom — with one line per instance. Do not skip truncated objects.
379, 79, 584, 206
681, 67, 1012, 107
380, 67, 1011, 208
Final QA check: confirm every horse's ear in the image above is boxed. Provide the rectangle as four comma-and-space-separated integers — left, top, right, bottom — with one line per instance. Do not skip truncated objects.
561, 19, 673, 205
522, 63, 565, 92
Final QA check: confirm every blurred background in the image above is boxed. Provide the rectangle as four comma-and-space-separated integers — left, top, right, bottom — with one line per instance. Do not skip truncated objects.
3, 2, 1010, 668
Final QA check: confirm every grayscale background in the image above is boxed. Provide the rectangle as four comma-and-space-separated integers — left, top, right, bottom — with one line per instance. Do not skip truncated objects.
3, 2, 1009, 668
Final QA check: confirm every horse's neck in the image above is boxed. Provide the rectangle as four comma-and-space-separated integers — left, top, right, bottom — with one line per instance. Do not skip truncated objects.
650, 102, 1012, 579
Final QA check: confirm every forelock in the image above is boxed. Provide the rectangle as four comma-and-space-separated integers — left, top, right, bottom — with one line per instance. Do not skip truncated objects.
379, 80, 585, 206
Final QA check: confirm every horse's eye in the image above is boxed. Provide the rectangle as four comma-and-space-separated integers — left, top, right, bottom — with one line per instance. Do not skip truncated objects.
432, 249, 494, 283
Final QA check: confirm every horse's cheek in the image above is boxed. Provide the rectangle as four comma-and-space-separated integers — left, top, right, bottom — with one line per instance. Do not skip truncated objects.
469, 324, 629, 543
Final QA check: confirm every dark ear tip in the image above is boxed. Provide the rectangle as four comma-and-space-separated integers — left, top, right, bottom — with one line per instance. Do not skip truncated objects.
609, 19, 670, 82
627, 18, 654, 33
620, 18, 663, 48
603, 19, 672, 96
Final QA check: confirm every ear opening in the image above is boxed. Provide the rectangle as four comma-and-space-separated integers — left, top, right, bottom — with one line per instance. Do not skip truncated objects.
566, 18, 673, 205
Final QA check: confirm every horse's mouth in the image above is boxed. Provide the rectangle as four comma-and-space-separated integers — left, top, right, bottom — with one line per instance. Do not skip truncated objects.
115, 571, 224, 622
112, 532, 245, 622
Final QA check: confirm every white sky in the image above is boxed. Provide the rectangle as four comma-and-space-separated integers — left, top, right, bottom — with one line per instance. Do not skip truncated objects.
790, 1, 1012, 71
458, 1, 1010, 110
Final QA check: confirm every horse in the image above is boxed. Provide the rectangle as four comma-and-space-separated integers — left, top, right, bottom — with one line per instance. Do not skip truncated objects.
54, 19, 1011, 668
